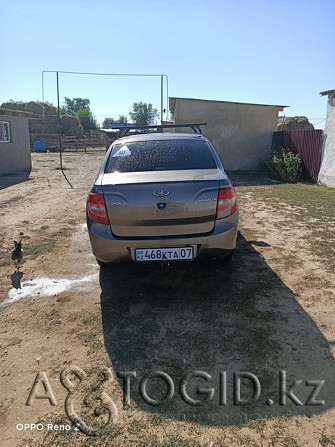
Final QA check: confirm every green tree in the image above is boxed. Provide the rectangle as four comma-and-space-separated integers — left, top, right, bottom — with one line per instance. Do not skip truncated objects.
118, 115, 128, 124
76, 108, 98, 132
129, 102, 159, 126
102, 115, 128, 129
61, 97, 91, 116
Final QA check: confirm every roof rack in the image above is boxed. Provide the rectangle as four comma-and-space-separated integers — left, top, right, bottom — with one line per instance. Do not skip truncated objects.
103, 123, 207, 138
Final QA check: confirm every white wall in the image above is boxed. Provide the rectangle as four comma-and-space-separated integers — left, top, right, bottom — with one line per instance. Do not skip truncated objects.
318, 96, 335, 187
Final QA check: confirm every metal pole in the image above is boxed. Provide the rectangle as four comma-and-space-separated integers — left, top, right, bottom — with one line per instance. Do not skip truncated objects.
165, 75, 169, 121
42, 72, 45, 104
161, 75, 163, 124
56, 71, 63, 171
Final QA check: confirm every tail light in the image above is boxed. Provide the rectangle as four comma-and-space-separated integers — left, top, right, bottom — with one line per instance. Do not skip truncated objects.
216, 187, 236, 219
87, 192, 109, 225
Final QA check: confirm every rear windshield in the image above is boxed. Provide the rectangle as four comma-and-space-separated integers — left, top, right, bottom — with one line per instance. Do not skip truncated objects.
104, 139, 217, 173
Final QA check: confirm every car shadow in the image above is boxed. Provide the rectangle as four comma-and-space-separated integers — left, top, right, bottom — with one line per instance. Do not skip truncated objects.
99, 233, 335, 426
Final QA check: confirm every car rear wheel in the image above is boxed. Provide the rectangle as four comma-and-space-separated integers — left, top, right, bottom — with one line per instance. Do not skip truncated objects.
220, 251, 234, 263
207, 249, 234, 264
96, 258, 114, 267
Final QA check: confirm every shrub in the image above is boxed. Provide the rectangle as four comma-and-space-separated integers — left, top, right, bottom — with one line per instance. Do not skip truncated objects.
267, 147, 302, 183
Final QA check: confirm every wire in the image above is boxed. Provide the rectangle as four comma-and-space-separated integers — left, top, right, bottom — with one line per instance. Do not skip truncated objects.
312, 119, 326, 126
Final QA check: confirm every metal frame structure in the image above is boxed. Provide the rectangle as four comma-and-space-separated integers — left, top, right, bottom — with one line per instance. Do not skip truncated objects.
41, 70, 169, 123
41, 70, 169, 184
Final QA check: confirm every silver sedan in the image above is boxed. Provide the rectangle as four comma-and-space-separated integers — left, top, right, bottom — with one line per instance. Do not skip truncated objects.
87, 131, 238, 265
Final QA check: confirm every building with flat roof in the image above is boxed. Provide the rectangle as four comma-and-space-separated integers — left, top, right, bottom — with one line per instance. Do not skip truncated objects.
170, 97, 286, 170
0, 108, 31, 179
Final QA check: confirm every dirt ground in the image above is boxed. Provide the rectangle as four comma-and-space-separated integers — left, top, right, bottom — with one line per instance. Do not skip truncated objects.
0, 151, 334, 447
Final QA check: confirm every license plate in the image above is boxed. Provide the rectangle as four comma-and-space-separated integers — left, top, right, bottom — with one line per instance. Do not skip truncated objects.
135, 247, 194, 262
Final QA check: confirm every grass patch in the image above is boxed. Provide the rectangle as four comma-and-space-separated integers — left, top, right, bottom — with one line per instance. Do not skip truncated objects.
52, 228, 72, 238
78, 313, 104, 356
3, 228, 73, 266
0, 250, 11, 267
244, 183, 335, 222
304, 232, 335, 264
319, 432, 335, 446
160, 436, 201, 447
269, 436, 299, 447
78, 330, 102, 345
149, 413, 167, 425
239, 183, 335, 268
24, 241, 55, 259
20, 235, 31, 240
78, 331, 103, 355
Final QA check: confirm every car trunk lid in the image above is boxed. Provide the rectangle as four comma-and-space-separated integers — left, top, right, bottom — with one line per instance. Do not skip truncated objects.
102, 169, 221, 237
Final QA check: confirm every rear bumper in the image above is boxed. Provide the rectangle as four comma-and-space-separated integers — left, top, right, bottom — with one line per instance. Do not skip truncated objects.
87, 213, 238, 263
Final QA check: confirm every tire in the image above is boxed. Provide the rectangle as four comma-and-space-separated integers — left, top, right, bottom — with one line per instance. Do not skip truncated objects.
96, 258, 114, 267
221, 251, 234, 263
214, 250, 234, 264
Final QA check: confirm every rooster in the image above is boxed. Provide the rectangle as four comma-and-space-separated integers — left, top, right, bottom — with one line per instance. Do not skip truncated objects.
11, 240, 23, 271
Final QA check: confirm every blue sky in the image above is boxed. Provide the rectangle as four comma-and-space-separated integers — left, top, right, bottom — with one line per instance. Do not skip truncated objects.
2, 0, 334, 128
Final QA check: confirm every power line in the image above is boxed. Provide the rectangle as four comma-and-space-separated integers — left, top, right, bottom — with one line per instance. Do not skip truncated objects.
312, 119, 326, 126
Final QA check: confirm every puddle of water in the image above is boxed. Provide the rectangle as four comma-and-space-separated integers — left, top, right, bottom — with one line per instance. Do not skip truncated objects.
2, 273, 97, 308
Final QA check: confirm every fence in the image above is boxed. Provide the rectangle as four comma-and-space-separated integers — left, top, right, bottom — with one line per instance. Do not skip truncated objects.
272, 130, 323, 183
30, 133, 107, 152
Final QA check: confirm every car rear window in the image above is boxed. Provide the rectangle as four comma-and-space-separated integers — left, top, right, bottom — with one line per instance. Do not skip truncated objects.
104, 139, 217, 173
